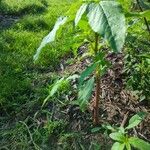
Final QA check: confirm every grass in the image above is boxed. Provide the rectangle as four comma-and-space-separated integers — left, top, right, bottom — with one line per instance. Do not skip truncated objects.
0, 0, 80, 149
1, 0, 150, 149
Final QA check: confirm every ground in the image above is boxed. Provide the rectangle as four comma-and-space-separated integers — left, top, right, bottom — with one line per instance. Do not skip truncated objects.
0, 0, 150, 150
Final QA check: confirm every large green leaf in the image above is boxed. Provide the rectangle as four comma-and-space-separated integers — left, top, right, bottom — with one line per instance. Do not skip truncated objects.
34, 17, 67, 61
75, 3, 88, 26
111, 142, 125, 150
77, 77, 94, 111
109, 132, 125, 142
129, 137, 150, 150
79, 62, 97, 87
126, 112, 146, 130
125, 142, 131, 150
87, 1, 126, 52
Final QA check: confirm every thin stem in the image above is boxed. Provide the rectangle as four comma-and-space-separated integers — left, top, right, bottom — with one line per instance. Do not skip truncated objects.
136, 0, 150, 35
93, 33, 100, 125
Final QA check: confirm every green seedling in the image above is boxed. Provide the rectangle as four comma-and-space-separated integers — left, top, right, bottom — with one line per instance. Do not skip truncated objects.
34, 0, 149, 125
105, 112, 150, 150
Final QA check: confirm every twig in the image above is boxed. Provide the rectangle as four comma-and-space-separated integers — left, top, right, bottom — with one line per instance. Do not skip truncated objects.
121, 111, 129, 127
138, 132, 150, 142
19, 121, 41, 150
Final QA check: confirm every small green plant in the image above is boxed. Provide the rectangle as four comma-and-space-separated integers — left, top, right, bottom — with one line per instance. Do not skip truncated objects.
34, 0, 150, 125
106, 113, 150, 150
34, 0, 126, 125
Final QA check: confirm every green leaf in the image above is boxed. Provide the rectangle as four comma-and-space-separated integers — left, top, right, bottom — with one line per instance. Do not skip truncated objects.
75, 3, 88, 26
126, 112, 146, 129
111, 142, 125, 150
110, 132, 125, 142
140, 10, 150, 19
79, 62, 97, 87
125, 10, 150, 19
129, 137, 150, 150
125, 142, 131, 150
42, 78, 65, 107
49, 78, 65, 97
91, 127, 101, 133
87, 1, 126, 52
34, 17, 67, 61
77, 77, 94, 111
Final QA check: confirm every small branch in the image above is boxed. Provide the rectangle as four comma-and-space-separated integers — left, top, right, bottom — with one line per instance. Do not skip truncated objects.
20, 121, 41, 150
121, 111, 129, 127
93, 33, 100, 125
138, 132, 150, 142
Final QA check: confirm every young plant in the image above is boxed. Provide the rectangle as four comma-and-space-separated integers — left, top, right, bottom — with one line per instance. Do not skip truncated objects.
106, 113, 150, 150
34, 0, 127, 125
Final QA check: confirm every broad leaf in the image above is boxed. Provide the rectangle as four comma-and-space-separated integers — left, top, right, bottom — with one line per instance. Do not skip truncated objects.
79, 62, 97, 87
129, 137, 150, 150
75, 3, 88, 26
42, 78, 65, 107
125, 142, 131, 150
87, 1, 126, 52
126, 112, 146, 129
34, 17, 67, 61
111, 142, 125, 150
77, 77, 94, 111
110, 132, 125, 142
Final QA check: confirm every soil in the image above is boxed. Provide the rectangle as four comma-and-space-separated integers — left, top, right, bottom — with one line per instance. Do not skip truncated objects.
57, 44, 150, 144
0, 14, 19, 29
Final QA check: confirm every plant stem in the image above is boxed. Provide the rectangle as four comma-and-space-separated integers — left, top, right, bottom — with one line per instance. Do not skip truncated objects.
93, 33, 100, 125
136, 0, 150, 35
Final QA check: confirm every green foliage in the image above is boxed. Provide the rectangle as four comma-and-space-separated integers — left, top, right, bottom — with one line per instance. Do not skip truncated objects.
87, 1, 126, 52
126, 112, 146, 129
35, 0, 126, 111
129, 137, 150, 150
77, 77, 95, 111
111, 142, 125, 150
35, 1, 126, 58
0, 0, 47, 15
0, 1, 79, 149
1, 0, 150, 149
124, 34, 150, 101
109, 113, 150, 150
75, 3, 88, 26
42, 74, 79, 107
34, 17, 68, 61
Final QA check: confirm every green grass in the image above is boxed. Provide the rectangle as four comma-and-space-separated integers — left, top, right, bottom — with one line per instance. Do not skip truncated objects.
0, 0, 80, 149
1, 0, 149, 149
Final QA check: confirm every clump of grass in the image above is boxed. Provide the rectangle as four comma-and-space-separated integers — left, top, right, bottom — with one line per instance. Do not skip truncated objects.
0, 0, 47, 15
0, 0, 79, 149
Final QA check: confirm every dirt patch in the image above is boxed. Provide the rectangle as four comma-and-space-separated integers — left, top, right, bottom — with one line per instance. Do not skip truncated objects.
56, 45, 150, 143
0, 14, 19, 29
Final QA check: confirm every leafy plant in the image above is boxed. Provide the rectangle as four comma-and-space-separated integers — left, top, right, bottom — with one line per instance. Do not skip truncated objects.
34, 0, 126, 125
34, 0, 149, 125
107, 113, 150, 150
